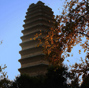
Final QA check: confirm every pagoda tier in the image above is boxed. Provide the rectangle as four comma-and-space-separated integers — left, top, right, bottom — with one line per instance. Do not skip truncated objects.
18, 1, 55, 76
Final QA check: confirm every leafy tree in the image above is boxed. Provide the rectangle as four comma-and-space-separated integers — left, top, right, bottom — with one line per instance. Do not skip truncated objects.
45, 65, 70, 88
0, 42, 12, 88
9, 74, 46, 88
0, 65, 7, 79
9, 65, 70, 88
33, 0, 89, 85
69, 73, 80, 88
34, 0, 89, 65
0, 78, 11, 88
80, 74, 89, 88
70, 58, 89, 85
0, 65, 12, 88
43, 0, 89, 65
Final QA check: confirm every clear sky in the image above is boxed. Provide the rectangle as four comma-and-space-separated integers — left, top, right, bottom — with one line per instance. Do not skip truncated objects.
0, 0, 66, 80
0, 0, 87, 81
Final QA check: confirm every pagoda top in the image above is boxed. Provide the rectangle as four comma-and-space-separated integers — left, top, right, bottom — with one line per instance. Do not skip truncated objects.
37, 1, 44, 5
28, 1, 52, 11
29, 1, 45, 8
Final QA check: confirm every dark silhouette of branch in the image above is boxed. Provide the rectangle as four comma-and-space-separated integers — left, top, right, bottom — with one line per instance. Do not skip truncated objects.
77, 32, 89, 38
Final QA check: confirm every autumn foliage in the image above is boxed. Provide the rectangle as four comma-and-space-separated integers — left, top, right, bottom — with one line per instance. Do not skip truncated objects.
34, 0, 89, 66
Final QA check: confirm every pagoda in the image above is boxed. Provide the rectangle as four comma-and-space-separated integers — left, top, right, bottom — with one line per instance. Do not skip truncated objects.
18, 1, 55, 76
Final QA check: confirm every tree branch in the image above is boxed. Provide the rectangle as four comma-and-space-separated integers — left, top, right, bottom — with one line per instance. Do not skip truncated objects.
77, 32, 89, 38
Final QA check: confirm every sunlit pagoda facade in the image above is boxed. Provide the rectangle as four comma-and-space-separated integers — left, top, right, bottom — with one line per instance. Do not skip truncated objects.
18, 1, 55, 76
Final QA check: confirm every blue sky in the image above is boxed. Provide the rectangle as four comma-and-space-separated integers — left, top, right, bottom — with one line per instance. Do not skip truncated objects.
0, 0, 65, 80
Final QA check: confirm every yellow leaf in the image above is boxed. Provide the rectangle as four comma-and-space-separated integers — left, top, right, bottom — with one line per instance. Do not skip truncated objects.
33, 38, 36, 40
48, 50, 51, 55
79, 50, 81, 54
37, 44, 39, 47
67, 54, 70, 57
84, 49, 86, 52
30, 38, 32, 40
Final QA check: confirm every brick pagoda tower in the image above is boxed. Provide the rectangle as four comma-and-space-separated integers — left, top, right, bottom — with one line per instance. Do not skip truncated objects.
19, 1, 55, 76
